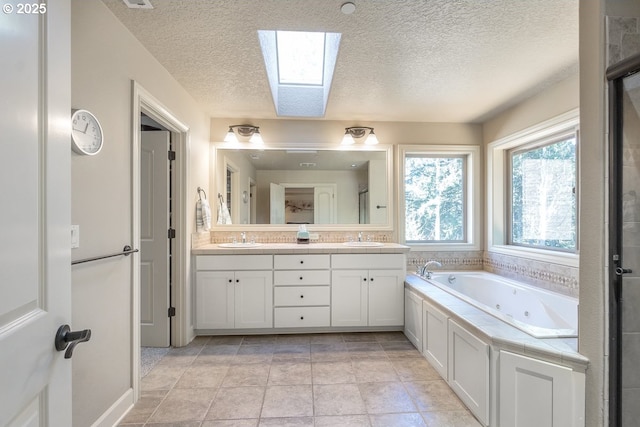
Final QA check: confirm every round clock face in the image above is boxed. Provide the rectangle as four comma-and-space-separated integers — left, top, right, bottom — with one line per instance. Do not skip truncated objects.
71, 109, 103, 155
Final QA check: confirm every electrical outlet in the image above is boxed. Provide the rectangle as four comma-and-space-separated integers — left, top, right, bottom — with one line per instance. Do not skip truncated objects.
71, 225, 80, 249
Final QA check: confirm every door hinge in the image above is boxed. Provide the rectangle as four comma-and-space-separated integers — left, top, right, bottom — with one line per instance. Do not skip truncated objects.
168, 228, 176, 239
168, 150, 176, 161
168, 307, 176, 317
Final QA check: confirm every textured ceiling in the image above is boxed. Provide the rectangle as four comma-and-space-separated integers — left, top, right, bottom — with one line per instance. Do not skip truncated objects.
101, 0, 578, 123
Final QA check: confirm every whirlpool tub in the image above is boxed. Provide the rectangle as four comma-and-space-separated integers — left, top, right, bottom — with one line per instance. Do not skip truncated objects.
419, 271, 577, 338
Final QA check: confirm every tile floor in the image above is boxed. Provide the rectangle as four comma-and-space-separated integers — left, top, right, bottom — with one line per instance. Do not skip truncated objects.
119, 332, 481, 427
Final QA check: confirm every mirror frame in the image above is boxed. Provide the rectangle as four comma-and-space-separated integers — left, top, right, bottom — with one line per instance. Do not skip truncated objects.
211, 143, 394, 231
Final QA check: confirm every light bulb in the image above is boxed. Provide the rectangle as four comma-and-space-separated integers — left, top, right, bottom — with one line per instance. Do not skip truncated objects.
224, 128, 238, 143
364, 131, 379, 145
341, 132, 355, 145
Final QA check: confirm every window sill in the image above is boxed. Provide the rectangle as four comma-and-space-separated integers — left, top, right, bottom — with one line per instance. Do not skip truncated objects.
488, 245, 579, 268
407, 242, 481, 252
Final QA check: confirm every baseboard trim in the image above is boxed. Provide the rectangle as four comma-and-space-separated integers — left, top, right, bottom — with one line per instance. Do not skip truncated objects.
90, 388, 134, 427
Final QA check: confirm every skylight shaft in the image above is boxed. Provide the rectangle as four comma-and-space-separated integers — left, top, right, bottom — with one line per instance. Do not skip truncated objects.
276, 31, 326, 85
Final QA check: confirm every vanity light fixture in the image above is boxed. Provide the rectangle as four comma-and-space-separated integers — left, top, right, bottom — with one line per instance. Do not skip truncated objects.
341, 126, 379, 145
224, 125, 264, 144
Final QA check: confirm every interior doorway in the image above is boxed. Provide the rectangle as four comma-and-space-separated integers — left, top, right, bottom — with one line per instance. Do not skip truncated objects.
131, 81, 190, 399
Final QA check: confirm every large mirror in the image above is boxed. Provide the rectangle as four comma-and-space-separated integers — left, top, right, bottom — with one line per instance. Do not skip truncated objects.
212, 144, 392, 229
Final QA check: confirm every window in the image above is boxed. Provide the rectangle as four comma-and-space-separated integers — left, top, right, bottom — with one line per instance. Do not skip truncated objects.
405, 155, 466, 242
509, 136, 577, 251
399, 145, 480, 249
487, 109, 579, 267
276, 31, 325, 85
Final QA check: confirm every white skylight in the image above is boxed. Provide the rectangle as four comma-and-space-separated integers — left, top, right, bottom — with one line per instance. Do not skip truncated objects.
258, 30, 341, 117
276, 31, 325, 85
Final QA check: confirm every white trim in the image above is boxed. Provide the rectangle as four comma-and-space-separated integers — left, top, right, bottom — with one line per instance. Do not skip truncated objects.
91, 388, 134, 427
486, 109, 580, 267
131, 82, 191, 403
398, 144, 481, 251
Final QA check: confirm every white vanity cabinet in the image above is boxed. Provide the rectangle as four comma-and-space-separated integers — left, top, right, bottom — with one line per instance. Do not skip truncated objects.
331, 254, 405, 327
422, 299, 449, 380
195, 255, 273, 330
448, 319, 490, 426
499, 351, 585, 427
273, 254, 331, 328
404, 289, 423, 351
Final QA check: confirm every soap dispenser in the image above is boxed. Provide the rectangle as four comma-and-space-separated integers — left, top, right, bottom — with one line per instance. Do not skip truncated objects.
296, 225, 310, 244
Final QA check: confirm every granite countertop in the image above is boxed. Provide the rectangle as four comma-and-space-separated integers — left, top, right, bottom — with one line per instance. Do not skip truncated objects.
192, 242, 411, 255
404, 274, 589, 371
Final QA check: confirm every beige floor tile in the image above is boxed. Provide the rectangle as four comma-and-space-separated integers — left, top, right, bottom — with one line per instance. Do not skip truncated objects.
242, 335, 277, 345
258, 417, 314, 426
346, 342, 387, 359
275, 334, 311, 344
380, 341, 423, 358
369, 413, 427, 427
207, 336, 244, 345
390, 357, 442, 382
194, 345, 240, 365
374, 332, 410, 343
342, 332, 378, 342
201, 420, 258, 427
147, 388, 217, 423
233, 344, 275, 364
206, 386, 265, 420
174, 364, 229, 389
141, 364, 187, 391
145, 422, 201, 427
268, 361, 312, 385
222, 364, 271, 387
314, 415, 371, 427
309, 333, 345, 344
404, 381, 467, 412
310, 343, 350, 362
261, 385, 314, 418
358, 382, 417, 414
369, 413, 426, 427
312, 361, 356, 384
352, 359, 399, 382
119, 390, 167, 424
421, 410, 482, 427
313, 383, 367, 416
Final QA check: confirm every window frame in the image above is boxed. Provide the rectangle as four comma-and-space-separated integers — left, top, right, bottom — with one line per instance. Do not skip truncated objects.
487, 109, 579, 267
398, 145, 481, 250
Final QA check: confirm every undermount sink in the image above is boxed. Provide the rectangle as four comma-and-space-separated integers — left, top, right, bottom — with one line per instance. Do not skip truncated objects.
342, 241, 384, 247
218, 242, 263, 248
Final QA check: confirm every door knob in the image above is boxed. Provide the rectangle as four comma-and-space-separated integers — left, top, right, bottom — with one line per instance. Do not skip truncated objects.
616, 267, 633, 276
55, 324, 91, 359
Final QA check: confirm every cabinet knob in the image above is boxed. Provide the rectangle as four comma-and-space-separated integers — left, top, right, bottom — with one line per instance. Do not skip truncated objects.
363, 278, 367, 281
300, 260, 304, 264
370, 278, 374, 282
228, 279, 232, 283
299, 276, 303, 280
236, 279, 239, 283
300, 316, 304, 320
300, 294, 304, 298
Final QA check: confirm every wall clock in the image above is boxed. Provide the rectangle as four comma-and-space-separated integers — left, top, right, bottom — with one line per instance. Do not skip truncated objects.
71, 109, 104, 155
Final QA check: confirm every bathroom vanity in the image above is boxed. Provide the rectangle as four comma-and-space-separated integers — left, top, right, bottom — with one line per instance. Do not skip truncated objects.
192, 243, 409, 335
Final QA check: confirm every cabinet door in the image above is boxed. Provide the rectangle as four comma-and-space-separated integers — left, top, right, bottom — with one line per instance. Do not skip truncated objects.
331, 270, 368, 327
234, 270, 273, 329
448, 319, 490, 426
368, 269, 405, 326
196, 271, 234, 329
404, 289, 423, 351
422, 300, 449, 380
500, 351, 577, 427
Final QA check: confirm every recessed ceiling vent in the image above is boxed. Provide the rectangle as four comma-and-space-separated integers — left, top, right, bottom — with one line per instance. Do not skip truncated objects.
122, 0, 153, 9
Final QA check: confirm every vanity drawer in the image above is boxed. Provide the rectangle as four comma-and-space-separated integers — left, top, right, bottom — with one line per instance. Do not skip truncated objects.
274, 270, 330, 286
331, 254, 405, 270
274, 254, 330, 270
274, 286, 330, 306
274, 306, 330, 328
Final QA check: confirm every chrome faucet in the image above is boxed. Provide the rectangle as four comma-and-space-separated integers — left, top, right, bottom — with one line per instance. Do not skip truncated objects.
357, 232, 363, 242
421, 260, 442, 279
240, 232, 246, 244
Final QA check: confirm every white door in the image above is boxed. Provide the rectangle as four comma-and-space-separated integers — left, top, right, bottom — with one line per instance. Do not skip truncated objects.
314, 185, 336, 224
140, 131, 170, 347
270, 183, 285, 224
0, 2, 73, 426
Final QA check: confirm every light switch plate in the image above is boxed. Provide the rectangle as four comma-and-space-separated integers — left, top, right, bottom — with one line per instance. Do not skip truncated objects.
71, 225, 79, 249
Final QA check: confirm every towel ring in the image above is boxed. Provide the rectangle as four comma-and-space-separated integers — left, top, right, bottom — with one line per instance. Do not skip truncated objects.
197, 187, 207, 200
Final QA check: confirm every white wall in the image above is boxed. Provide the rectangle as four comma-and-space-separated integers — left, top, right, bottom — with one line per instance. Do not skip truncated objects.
70, 1, 210, 426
